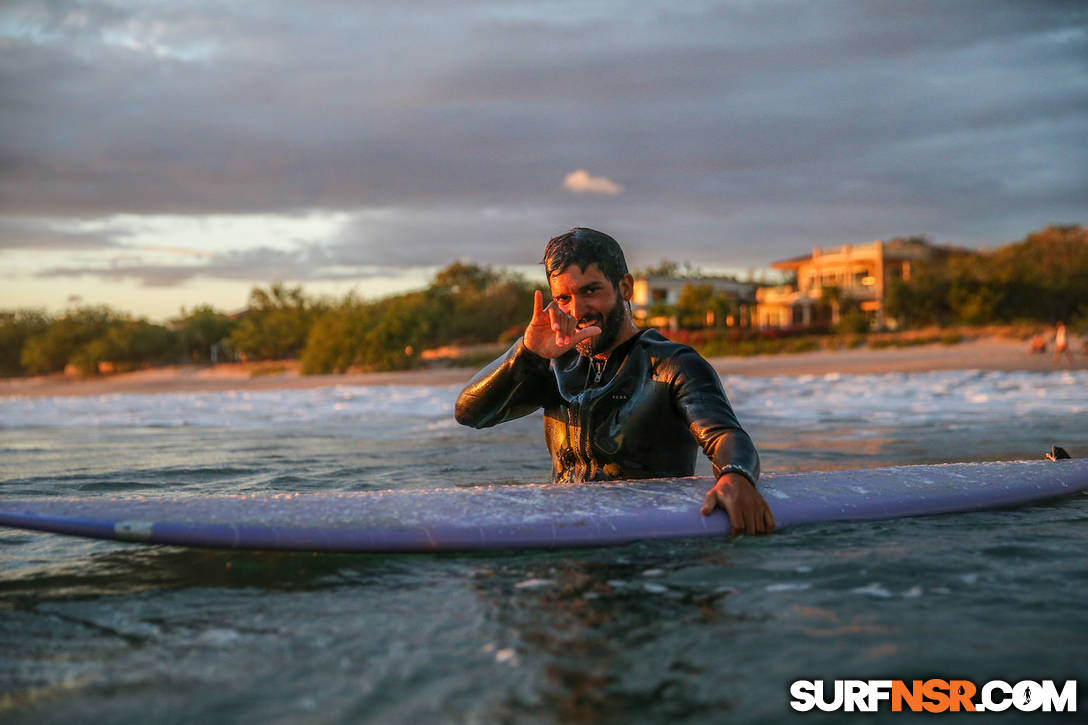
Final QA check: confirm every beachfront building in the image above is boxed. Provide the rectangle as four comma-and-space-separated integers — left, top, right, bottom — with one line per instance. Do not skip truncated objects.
755, 239, 932, 330
631, 276, 755, 329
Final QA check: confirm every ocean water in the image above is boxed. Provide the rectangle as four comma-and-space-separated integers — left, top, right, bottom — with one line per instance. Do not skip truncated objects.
1, 369, 1086, 723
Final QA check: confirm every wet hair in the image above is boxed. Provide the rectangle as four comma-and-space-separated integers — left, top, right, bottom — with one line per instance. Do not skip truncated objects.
541, 228, 629, 288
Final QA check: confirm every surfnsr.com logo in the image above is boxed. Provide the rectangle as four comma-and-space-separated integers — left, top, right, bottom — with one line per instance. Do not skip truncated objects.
789, 679, 1077, 713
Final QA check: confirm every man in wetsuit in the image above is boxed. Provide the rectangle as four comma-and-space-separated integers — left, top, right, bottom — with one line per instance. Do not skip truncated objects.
455, 228, 773, 535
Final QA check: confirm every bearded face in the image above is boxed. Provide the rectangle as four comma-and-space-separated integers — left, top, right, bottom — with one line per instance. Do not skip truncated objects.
547, 262, 633, 359
575, 292, 627, 357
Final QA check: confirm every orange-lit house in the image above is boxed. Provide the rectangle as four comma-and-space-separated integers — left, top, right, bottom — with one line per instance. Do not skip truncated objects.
755, 239, 932, 330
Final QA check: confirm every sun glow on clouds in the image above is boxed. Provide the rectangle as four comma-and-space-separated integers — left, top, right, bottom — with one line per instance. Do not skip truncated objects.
138, 246, 215, 259
562, 169, 624, 196
83, 212, 353, 253
0, 209, 459, 320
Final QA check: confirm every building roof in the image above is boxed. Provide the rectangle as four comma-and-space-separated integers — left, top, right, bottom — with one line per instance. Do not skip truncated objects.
770, 238, 939, 270
769, 254, 811, 271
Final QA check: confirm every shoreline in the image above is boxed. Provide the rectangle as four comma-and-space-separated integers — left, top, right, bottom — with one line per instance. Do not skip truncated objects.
1, 336, 1082, 399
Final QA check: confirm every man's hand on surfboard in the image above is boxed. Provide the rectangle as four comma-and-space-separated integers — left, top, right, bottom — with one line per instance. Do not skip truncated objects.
524, 289, 601, 359
701, 472, 775, 535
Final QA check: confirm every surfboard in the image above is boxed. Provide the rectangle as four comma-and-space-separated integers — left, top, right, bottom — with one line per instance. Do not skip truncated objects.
1, 459, 1086, 552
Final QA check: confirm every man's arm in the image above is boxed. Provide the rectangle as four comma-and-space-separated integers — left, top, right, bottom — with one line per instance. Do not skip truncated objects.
455, 338, 552, 428
455, 291, 600, 429
670, 351, 774, 535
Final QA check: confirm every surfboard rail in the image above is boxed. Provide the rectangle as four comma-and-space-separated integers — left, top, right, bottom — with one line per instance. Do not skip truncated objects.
1, 459, 1086, 552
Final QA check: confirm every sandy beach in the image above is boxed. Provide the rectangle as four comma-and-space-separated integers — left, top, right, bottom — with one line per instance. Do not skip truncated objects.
1, 335, 1082, 399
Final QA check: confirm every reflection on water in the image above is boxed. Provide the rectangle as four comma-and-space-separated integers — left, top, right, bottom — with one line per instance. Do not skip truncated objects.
0, 546, 409, 602
471, 551, 744, 721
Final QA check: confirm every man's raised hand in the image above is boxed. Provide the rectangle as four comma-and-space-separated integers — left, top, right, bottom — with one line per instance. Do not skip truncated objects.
523, 290, 601, 359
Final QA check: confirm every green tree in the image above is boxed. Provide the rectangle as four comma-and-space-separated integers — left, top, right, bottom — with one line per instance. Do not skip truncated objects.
230, 284, 324, 361
362, 293, 431, 370
173, 305, 238, 362
634, 259, 705, 278
819, 284, 843, 326
300, 262, 543, 374
70, 319, 178, 376
20, 306, 121, 374
636, 259, 681, 278
834, 308, 871, 335
675, 283, 736, 328
818, 285, 871, 333
0, 309, 51, 376
985, 225, 1088, 321
885, 225, 1088, 327
300, 296, 376, 374
301, 292, 431, 374
421, 262, 540, 344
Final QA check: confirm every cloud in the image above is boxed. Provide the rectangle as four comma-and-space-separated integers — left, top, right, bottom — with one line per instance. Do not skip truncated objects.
0, 0, 1084, 270
19, 204, 563, 285
562, 169, 624, 196
137, 246, 215, 259
33, 243, 377, 287
0, 217, 121, 250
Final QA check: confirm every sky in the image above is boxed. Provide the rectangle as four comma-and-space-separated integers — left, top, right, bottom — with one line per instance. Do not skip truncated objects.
1, 0, 1085, 321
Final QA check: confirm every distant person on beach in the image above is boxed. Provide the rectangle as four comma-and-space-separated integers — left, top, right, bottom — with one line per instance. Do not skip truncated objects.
1053, 321, 1073, 363
1029, 332, 1047, 354
455, 228, 773, 535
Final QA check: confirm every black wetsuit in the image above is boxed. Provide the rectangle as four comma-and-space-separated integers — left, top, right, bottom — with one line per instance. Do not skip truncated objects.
455, 329, 760, 484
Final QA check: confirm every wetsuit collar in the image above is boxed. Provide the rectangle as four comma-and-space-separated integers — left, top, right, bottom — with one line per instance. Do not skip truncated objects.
586, 328, 647, 384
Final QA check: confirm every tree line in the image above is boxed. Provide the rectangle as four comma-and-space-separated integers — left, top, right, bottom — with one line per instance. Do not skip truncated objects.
883, 225, 1087, 327
1, 262, 540, 377
1, 225, 1083, 377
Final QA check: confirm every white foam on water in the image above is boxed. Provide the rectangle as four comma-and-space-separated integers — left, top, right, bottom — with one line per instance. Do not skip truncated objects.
1, 370, 1085, 435
494, 648, 519, 666
722, 370, 1088, 430
766, 582, 812, 592
851, 582, 894, 598
513, 578, 554, 590
0, 384, 462, 431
